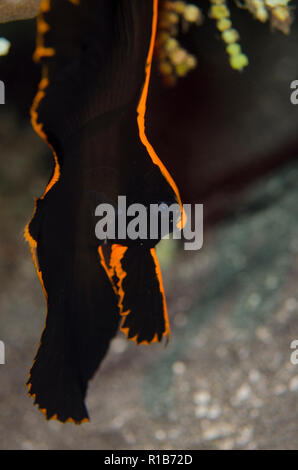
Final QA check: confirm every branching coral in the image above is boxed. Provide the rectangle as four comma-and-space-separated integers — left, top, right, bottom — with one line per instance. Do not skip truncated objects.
157, 0, 294, 84
244, 0, 293, 34
0, 0, 294, 80
156, 1, 203, 85
209, 0, 249, 71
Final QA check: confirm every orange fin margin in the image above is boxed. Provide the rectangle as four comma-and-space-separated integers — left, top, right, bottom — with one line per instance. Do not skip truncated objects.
25, 0, 87, 425
99, 244, 170, 345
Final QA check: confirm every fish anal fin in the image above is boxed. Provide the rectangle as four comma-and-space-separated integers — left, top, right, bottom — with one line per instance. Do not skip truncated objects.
101, 244, 170, 345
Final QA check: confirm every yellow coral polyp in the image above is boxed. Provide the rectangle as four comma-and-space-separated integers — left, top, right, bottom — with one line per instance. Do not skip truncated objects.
170, 48, 188, 65
210, 4, 230, 19
229, 53, 249, 70
264, 0, 290, 7
244, 0, 293, 33
272, 5, 290, 21
176, 63, 190, 76
226, 43, 241, 55
164, 37, 179, 52
183, 4, 202, 23
186, 55, 197, 69
257, 8, 269, 22
157, 0, 292, 81
169, 1, 186, 14
157, 1, 203, 85
167, 11, 180, 24
217, 18, 232, 31
270, 5, 292, 34
222, 28, 240, 44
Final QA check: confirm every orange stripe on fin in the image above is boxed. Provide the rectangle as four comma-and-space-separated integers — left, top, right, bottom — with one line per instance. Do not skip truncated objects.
25, 0, 60, 273
25, 0, 62, 415
110, 244, 129, 316
137, 0, 186, 229
99, 244, 164, 345
120, 325, 161, 346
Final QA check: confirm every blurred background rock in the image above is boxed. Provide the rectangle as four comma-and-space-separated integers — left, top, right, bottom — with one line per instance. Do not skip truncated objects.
0, 0, 40, 23
1, 0, 298, 450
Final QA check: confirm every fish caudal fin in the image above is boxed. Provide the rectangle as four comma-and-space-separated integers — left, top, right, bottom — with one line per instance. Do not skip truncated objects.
27, 246, 120, 424
99, 245, 170, 345
27, 293, 90, 424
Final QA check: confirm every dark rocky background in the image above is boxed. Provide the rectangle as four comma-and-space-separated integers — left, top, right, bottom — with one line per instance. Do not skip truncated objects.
1, 3, 298, 449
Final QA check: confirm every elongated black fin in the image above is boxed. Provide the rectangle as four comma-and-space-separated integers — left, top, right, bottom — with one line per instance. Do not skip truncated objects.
99, 244, 170, 345
34, 0, 154, 144
27, 197, 120, 422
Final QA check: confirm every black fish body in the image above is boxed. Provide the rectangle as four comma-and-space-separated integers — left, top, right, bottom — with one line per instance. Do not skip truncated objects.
26, 0, 183, 423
